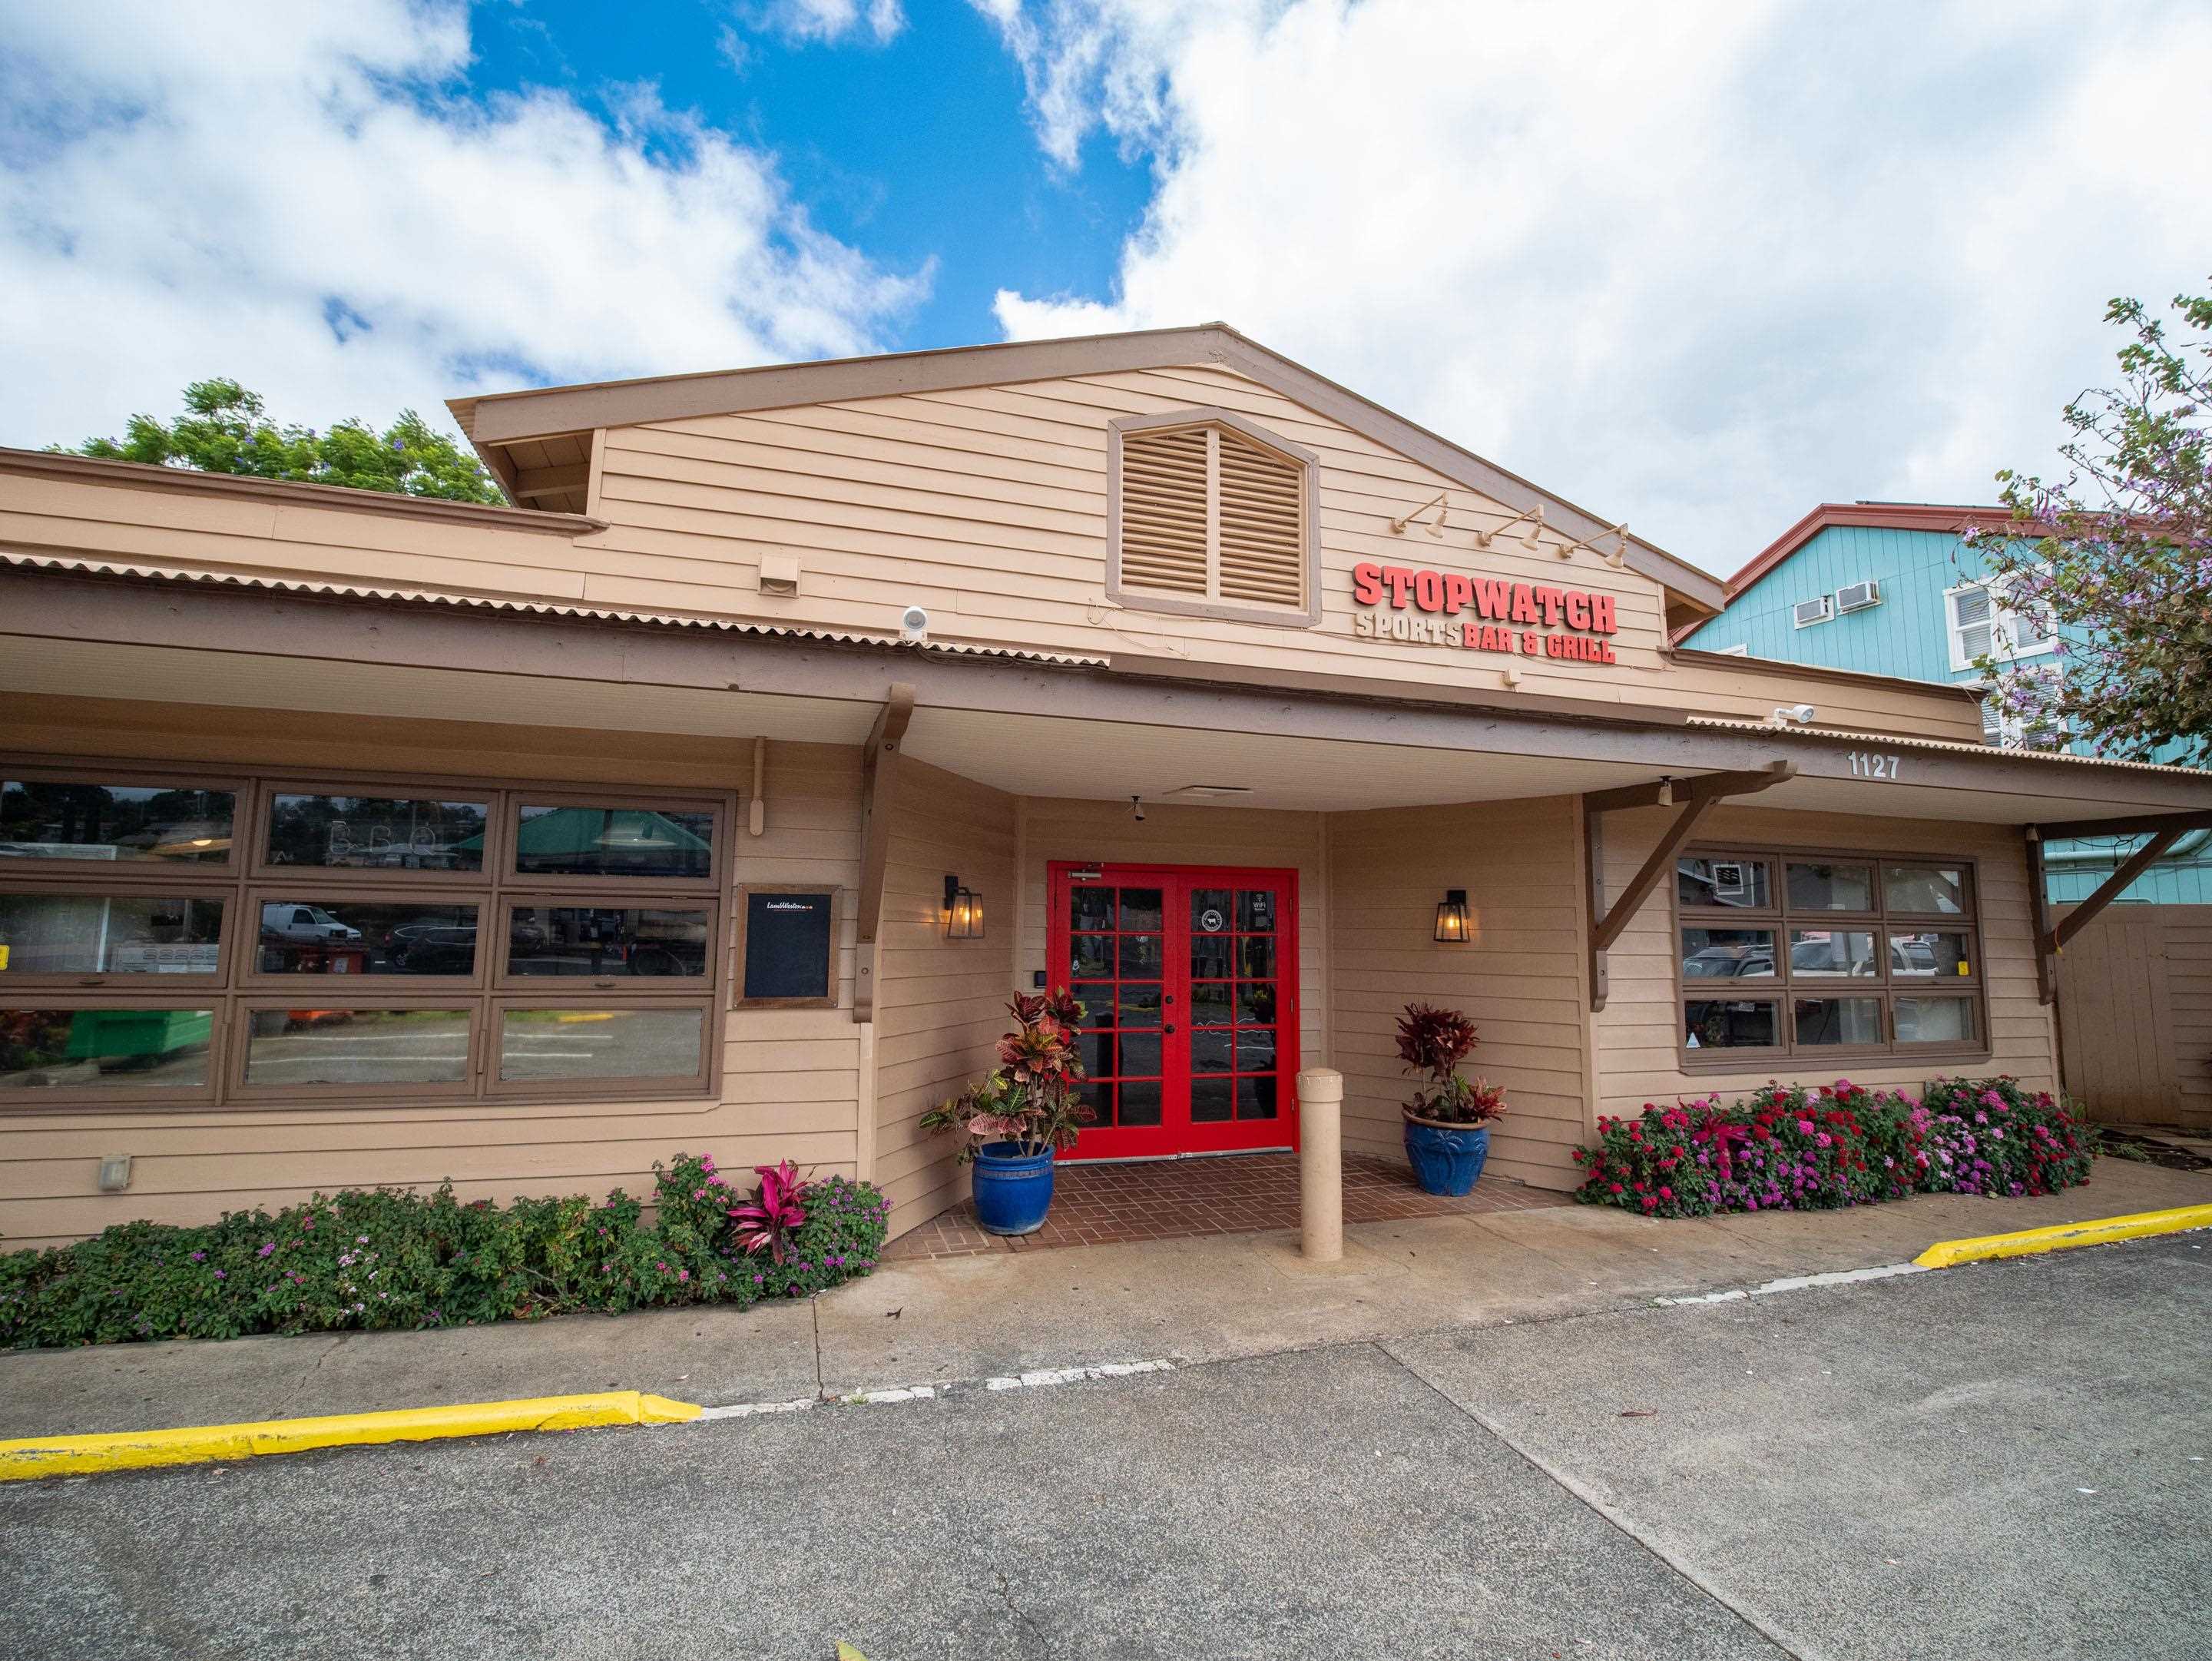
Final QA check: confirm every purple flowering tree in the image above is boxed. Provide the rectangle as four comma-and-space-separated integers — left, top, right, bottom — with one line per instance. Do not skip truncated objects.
1969, 285, 2211, 764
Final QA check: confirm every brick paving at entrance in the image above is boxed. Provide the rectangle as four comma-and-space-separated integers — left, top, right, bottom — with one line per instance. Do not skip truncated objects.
884, 1150, 1569, 1261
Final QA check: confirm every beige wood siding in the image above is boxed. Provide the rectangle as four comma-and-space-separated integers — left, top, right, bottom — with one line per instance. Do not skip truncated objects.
1591, 804, 2058, 1119
2053, 905, 2212, 1128
1328, 797, 1589, 1189
1, 376, 1977, 742
870, 761, 1018, 1235
0, 700, 865, 1248
1017, 798, 1327, 1101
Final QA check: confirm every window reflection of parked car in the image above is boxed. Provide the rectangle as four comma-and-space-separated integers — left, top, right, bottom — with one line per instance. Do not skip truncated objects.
260, 903, 361, 944
1892, 939, 1939, 976
1684, 946, 1774, 978
382, 918, 477, 974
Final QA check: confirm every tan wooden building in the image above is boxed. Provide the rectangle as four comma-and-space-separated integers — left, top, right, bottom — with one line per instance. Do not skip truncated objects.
4, 325, 2208, 1248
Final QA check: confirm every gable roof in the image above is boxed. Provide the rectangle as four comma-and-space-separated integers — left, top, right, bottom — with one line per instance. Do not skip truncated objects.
447, 323, 1725, 617
1718, 501, 2018, 602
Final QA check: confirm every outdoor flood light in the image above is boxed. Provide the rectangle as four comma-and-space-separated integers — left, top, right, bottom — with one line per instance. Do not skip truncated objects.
1433, 888, 1471, 943
943, 874, 983, 939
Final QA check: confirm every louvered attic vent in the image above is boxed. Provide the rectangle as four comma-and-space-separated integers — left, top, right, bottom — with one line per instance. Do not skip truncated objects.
1111, 413, 1317, 625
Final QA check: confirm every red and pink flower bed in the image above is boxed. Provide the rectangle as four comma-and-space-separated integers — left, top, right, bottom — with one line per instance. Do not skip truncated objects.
1572, 1076, 2093, 1219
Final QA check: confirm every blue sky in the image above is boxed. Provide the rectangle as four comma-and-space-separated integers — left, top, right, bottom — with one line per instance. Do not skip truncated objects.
470, 0, 1151, 350
4, 0, 2210, 573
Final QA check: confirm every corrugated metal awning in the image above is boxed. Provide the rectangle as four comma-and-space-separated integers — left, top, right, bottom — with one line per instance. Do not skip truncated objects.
1686, 715, 2204, 780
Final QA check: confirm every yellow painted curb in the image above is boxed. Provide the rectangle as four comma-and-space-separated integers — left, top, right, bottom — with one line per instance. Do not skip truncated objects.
0, 1390, 702, 1483
1915, 1202, 2212, 1269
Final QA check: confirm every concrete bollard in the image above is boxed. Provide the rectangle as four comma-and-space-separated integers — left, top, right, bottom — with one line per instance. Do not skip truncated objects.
1297, 1066, 1344, 1261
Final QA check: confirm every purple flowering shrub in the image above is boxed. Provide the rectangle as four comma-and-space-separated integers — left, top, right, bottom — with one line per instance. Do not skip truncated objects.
0, 1152, 890, 1349
1573, 1076, 2091, 1220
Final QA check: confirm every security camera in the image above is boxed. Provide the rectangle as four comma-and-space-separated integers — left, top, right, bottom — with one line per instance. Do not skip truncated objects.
899, 605, 929, 644
1771, 703, 1817, 726
1129, 794, 1146, 823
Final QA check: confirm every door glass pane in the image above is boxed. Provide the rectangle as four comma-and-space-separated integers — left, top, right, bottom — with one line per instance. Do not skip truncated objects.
1793, 996, 1883, 1045
1078, 1031, 1111, 1076
1119, 934, 1162, 976
1788, 930, 1876, 979
1191, 1076, 1234, 1122
1896, 996, 1976, 1044
267, 794, 488, 872
1237, 890, 1277, 933
505, 907, 710, 978
1070, 887, 1115, 931
1078, 1079, 1113, 1127
1190, 934, 1233, 977
1677, 857, 1770, 910
1116, 984, 1161, 1027
1190, 889, 1232, 933
1118, 1080, 1162, 1125
1238, 937, 1277, 980
1190, 1029, 1233, 1073
258, 900, 478, 977
1190, 983, 1232, 1025
1679, 927, 1774, 980
1684, 1000, 1777, 1049
0, 894, 225, 976
1070, 935, 1113, 979
1117, 888, 1163, 930
1786, 862, 1875, 912
1885, 864, 1969, 915
1237, 1076, 1279, 1120
244, 1008, 470, 1086
1891, 932, 1972, 978
1235, 1029, 1277, 1071
0, 1008, 213, 1089
2, 780, 234, 864
514, 804, 714, 879
1072, 986, 1114, 1029
1117, 1033, 1161, 1078
498, 1007, 704, 1082
1236, 983, 1278, 1025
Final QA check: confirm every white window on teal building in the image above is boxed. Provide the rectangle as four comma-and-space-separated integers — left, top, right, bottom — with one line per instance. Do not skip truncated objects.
1945, 579, 2055, 671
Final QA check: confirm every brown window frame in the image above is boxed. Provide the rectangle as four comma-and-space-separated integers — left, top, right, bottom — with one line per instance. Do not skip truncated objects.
1672, 844, 1989, 1072
0, 758, 732, 1113
0, 880, 235, 990
1105, 407, 1323, 630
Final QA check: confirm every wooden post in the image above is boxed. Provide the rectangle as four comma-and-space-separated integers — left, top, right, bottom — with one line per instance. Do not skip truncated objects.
853, 683, 916, 1023
1297, 1067, 1343, 1261
2025, 827, 2056, 1006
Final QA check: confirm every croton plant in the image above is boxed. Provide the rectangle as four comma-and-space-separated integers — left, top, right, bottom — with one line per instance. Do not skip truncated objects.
921, 989, 1096, 1161
1396, 1001, 1507, 1126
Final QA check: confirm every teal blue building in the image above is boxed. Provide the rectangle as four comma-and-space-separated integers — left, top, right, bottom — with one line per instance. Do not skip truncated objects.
1680, 502, 2210, 903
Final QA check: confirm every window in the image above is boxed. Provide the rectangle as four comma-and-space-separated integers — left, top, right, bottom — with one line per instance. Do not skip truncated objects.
1947, 579, 2055, 671
1979, 666, 2069, 751
1674, 847, 1985, 1063
0, 765, 728, 1109
1108, 409, 1320, 628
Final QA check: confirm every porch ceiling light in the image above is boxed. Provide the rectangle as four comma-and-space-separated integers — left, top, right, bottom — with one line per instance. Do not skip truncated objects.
1434, 889, 1471, 944
943, 874, 985, 940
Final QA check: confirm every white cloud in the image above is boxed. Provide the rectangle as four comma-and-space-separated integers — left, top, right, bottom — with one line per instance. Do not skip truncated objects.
745, 0, 907, 48
975, 0, 2212, 573
0, 1, 926, 450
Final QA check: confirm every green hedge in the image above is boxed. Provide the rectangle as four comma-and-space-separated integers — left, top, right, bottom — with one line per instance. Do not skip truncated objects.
0, 1153, 889, 1350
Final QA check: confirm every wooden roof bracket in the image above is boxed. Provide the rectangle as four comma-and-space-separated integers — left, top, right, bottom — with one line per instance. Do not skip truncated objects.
2030, 817, 2197, 1001
1582, 760, 1798, 1012
853, 682, 917, 1023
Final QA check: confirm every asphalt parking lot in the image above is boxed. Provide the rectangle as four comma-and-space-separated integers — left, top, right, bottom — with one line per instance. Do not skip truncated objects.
2, 1234, 2205, 1661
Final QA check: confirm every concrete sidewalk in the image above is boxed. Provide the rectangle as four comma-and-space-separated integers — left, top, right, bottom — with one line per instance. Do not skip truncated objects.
5, 1159, 2207, 1441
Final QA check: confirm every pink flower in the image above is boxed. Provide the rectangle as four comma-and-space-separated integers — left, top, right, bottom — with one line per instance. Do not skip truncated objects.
1796, 1119, 1816, 1135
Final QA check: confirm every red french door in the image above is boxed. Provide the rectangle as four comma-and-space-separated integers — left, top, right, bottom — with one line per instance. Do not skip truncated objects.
1048, 863, 1299, 1160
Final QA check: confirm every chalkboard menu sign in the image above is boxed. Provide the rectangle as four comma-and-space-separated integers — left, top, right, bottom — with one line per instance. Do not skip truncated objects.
737, 886, 838, 1007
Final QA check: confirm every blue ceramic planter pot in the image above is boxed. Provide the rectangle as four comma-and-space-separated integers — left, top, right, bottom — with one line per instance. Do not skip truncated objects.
1403, 1116, 1492, 1197
971, 1140, 1056, 1235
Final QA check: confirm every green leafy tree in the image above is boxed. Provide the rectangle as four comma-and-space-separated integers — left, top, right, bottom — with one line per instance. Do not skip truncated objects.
60, 378, 506, 506
1973, 287, 2212, 764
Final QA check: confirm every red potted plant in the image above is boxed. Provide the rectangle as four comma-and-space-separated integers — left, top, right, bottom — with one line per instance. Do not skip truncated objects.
1397, 1001, 1506, 1195
920, 989, 1094, 1235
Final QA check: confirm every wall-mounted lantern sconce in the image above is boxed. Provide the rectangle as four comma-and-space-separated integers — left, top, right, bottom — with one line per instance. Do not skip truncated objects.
942, 874, 985, 940
1433, 888, 1471, 944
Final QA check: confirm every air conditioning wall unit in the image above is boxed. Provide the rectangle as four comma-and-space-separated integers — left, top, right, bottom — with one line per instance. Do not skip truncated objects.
1835, 579, 1882, 613
1793, 595, 1834, 628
